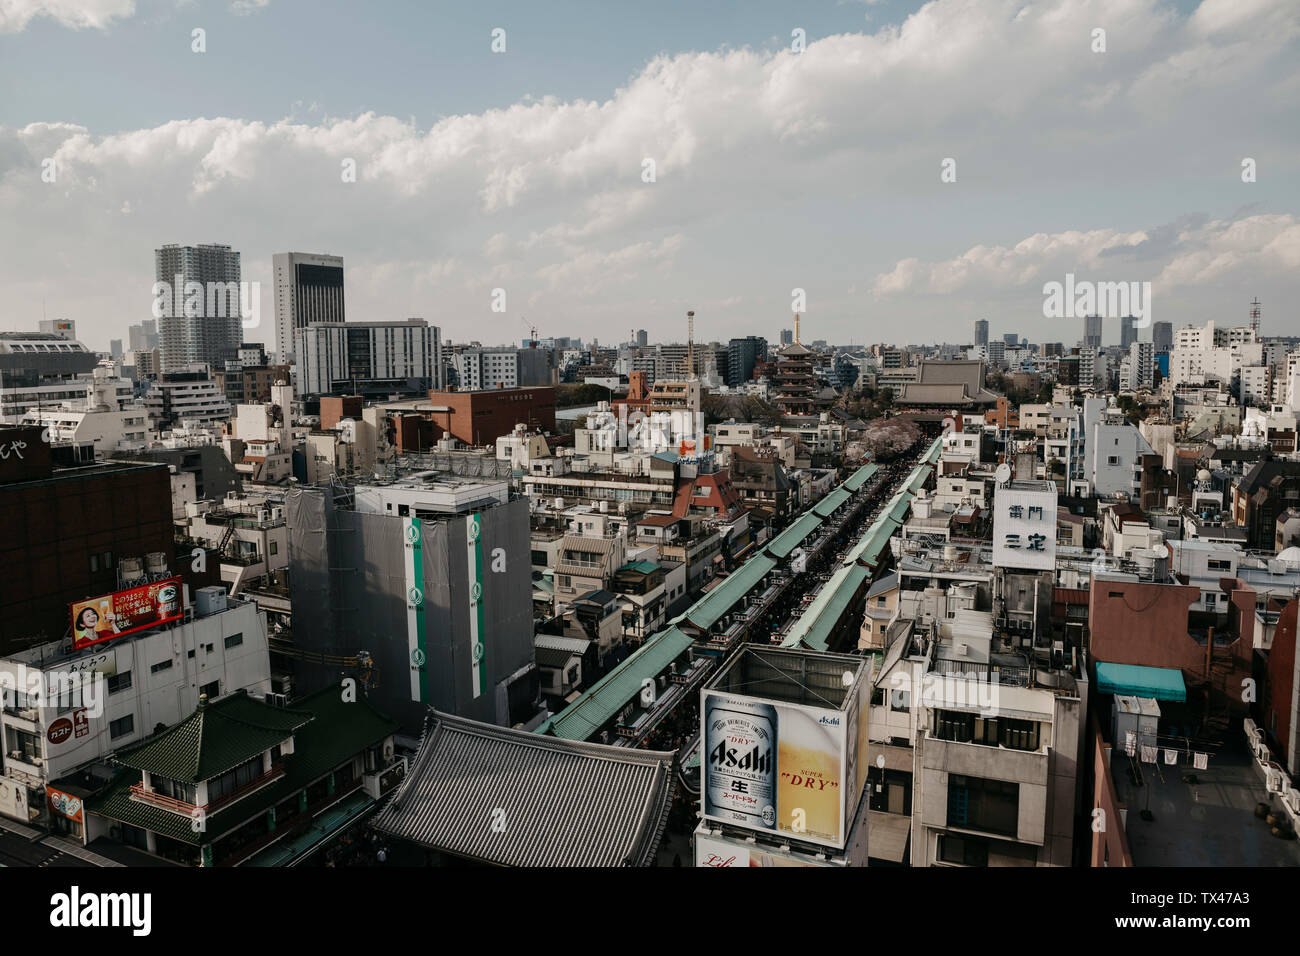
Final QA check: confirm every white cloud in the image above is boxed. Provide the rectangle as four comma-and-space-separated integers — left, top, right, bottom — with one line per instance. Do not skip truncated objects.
0, 0, 134, 33
1, 0, 1297, 346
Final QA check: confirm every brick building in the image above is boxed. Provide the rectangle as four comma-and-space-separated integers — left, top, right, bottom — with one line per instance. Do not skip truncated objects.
421, 387, 557, 447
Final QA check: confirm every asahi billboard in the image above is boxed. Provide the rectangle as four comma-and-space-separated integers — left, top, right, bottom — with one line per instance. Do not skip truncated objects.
702, 688, 852, 850
70, 577, 184, 650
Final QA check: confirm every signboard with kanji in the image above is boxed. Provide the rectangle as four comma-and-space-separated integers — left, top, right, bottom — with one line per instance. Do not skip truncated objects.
992, 483, 1057, 571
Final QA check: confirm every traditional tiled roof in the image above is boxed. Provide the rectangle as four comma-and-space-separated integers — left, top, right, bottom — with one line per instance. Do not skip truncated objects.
113, 692, 313, 783
89, 686, 398, 848
370, 711, 675, 867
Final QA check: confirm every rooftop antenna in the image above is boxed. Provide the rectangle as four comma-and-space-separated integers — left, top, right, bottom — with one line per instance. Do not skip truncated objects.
1249, 297, 1261, 336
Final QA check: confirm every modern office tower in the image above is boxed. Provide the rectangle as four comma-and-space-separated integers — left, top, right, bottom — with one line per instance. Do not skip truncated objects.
109, 339, 123, 360
38, 319, 76, 340
779, 328, 794, 346
636, 329, 648, 347
272, 251, 345, 364
296, 318, 442, 397
1082, 315, 1103, 350
1151, 321, 1173, 352
1002, 332, 1019, 347
973, 319, 989, 346
1119, 315, 1137, 349
726, 335, 768, 386
1042, 342, 1065, 357
155, 243, 243, 372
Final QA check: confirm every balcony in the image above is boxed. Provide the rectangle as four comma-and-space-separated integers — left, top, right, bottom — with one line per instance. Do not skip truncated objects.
129, 762, 286, 817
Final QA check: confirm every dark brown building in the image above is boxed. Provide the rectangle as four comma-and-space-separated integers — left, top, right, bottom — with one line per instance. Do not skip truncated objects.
0, 425, 219, 653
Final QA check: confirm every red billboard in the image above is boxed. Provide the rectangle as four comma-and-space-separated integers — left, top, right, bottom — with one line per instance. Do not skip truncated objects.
70, 577, 184, 649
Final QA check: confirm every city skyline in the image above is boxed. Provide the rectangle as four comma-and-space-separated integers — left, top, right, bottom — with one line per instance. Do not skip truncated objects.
0, 0, 1295, 352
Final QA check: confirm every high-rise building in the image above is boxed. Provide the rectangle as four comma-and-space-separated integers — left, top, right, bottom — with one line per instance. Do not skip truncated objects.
973, 319, 989, 346
156, 243, 243, 372
109, 339, 123, 360
726, 336, 767, 386
1002, 332, 1019, 347
1151, 321, 1173, 352
1119, 315, 1137, 349
779, 328, 794, 346
273, 251, 345, 364
1082, 315, 1102, 350
128, 319, 159, 352
636, 329, 648, 347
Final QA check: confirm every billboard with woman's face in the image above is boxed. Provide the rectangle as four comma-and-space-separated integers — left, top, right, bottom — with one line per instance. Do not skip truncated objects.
70, 577, 184, 649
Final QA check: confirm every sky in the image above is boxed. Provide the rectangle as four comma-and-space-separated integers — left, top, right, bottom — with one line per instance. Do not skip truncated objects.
0, 0, 1297, 353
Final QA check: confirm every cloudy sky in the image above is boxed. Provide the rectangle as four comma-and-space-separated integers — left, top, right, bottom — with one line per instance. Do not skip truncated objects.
1, 0, 1296, 353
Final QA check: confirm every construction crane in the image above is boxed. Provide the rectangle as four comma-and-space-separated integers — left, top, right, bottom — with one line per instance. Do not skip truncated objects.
521, 317, 538, 348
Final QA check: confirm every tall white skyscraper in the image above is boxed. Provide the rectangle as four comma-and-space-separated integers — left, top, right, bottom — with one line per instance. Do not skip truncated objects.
155, 243, 243, 372
273, 252, 345, 364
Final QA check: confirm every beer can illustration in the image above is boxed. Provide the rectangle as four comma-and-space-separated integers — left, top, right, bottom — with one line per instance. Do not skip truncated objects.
704, 693, 777, 830
155, 583, 179, 620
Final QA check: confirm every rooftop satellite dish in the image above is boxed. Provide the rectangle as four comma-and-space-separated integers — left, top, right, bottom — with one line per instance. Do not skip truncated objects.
995, 463, 1012, 486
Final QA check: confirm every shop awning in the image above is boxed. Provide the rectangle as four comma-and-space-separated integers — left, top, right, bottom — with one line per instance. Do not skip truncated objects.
868, 811, 911, 863
1095, 662, 1186, 702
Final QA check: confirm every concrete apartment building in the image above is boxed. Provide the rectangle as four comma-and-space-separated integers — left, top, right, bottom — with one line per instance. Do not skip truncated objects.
0, 588, 271, 837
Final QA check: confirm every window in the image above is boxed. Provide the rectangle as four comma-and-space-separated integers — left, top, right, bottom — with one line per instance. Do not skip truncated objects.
152, 776, 197, 804
206, 754, 266, 804
109, 714, 135, 740
102, 551, 114, 569
200, 680, 220, 699
938, 834, 989, 866
107, 671, 132, 694
1107, 456, 1119, 466
947, 775, 1018, 837
89, 554, 99, 573
150, 659, 173, 674
269, 541, 278, 556
224, 632, 243, 649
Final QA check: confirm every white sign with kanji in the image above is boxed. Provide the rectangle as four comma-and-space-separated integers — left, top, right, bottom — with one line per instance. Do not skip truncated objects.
992, 483, 1058, 572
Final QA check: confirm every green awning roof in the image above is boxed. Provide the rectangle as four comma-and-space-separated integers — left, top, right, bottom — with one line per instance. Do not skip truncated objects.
541, 626, 695, 741
766, 511, 824, 558
842, 462, 879, 492
684, 554, 778, 630
813, 487, 852, 517
1095, 662, 1187, 702
781, 563, 870, 650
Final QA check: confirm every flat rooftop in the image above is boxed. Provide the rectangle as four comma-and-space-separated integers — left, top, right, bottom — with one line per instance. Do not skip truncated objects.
1111, 735, 1300, 866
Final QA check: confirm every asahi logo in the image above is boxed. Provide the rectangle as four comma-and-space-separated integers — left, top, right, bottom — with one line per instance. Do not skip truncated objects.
709, 739, 771, 774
